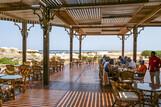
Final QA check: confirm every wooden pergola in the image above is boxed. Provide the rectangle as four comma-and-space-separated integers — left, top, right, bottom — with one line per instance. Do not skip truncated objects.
0, 0, 161, 86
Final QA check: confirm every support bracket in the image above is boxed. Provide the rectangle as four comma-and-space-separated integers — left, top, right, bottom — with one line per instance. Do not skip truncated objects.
65, 28, 70, 35
28, 24, 34, 31
14, 22, 34, 37
33, 5, 57, 33
117, 35, 129, 40
138, 27, 144, 34
75, 34, 86, 41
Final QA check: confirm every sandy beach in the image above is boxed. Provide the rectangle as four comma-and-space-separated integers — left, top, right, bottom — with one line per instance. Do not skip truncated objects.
0, 47, 142, 63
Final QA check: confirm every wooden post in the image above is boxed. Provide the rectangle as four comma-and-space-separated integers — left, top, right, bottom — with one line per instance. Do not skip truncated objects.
79, 35, 82, 61
122, 35, 125, 57
41, 8, 51, 86
133, 27, 138, 62
33, 6, 55, 86
69, 28, 73, 67
22, 22, 27, 64
43, 26, 50, 86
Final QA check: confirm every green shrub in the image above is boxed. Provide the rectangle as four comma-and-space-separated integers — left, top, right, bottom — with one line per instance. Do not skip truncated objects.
0, 57, 19, 65
141, 50, 161, 58
141, 50, 151, 57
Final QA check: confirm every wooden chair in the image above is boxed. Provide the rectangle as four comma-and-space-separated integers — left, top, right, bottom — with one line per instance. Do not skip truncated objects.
17, 65, 31, 93
0, 83, 14, 102
60, 59, 65, 70
99, 63, 103, 80
119, 71, 134, 89
111, 80, 142, 107
5, 65, 16, 75
24, 61, 31, 66
50, 61, 57, 72
134, 72, 146, 82
32, 65, 43, 81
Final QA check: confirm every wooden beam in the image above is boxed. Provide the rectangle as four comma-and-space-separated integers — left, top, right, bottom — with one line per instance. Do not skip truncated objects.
50, 0, 148, 9
136, 5, 161, 27
121, 5, 161, 35
72, 25, 124, 28
119, 27, 129, 35
55, 11, 76, 25
84, 34, 130, 36
84, 32, 118, 35
0, 12, 26, 21
119, 5, 144, 35
141, 23, 161, 26
102, 29, 120, 32
55, 11, 84, 34
0, 2, 31, 11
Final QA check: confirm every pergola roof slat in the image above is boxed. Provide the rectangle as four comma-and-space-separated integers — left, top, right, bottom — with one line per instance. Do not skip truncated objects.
0, 0, 161, 35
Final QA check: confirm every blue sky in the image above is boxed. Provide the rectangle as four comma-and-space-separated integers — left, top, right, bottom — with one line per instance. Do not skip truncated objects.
0, 20, 161, 51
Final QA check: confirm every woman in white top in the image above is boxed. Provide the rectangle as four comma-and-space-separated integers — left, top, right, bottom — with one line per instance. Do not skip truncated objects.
127, 58, 136, 69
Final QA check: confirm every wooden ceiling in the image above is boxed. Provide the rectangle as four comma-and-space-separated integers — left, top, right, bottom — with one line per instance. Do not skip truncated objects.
0, 0, 161, 36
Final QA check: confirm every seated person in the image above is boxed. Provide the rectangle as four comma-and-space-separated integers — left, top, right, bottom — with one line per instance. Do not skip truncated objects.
137, 60, 147, 77
127, 58, 136, 69
118, 56, 126, 65
104, 59, 110, 72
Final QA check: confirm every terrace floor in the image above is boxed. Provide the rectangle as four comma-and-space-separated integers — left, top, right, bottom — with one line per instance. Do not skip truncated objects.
2, 63, 161, 107
2, 64, 114, 107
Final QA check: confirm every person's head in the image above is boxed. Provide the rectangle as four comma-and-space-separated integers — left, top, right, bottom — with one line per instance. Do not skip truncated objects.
127, 57, 131, 62
151, 51, 156, 57
119, 56, 121, 59
140, 60, 144, 65
103, 55, 106, 58
109, 59, 114, 64
106, 57, 110, 61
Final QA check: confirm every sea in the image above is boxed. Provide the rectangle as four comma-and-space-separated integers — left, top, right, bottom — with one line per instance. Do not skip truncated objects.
38, 50, 113, 54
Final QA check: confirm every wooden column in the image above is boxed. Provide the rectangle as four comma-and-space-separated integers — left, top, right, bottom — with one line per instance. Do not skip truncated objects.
79, 35, 82, 60
33, 6, 55, 86
43, 26, 50, 86
22, 22, 27, 64
42, 8, 51, 86
133, 27, 138, 62
69, 28, 73, 67
122, 35, 125, 57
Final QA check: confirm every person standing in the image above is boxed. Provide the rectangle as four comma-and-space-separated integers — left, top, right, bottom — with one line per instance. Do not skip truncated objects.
149, 51, 161, 85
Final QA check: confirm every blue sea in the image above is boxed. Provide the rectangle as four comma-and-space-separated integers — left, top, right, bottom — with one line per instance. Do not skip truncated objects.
38, 50, 112, 54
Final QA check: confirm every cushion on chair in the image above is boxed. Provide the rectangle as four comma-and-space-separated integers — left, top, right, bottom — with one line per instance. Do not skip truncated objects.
119, 91, 139, 101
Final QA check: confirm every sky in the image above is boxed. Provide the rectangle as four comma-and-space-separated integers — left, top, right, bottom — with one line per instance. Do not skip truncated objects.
0, 20, 161, 51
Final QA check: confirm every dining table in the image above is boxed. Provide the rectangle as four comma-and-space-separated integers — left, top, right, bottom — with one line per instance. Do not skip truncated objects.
0, 74, 22, 100
133, 82, 161, 107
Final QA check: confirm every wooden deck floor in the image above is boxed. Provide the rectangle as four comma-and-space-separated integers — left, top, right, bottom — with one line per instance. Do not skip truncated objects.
2, 64, 114, 107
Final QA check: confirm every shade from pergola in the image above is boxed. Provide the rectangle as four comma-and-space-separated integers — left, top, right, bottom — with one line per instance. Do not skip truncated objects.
0, 0, 161, 36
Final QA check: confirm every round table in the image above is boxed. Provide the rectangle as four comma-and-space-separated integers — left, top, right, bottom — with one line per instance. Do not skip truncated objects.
133, 82, 161, 107
0, 75, 22, 80
0, 74, 5, 77
0, 74, 22, 99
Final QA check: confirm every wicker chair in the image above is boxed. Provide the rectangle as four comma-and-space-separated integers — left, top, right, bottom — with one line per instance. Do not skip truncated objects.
17, 65, 31, 93
99, 63, 103, 80
32, 65, 43, 81
0, 83, 14, 102
5, 65, 16, 75
111, 80, 142, 107
119, 71, 134, 89
134, 72, 145, 82
60, 59, 65, 70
